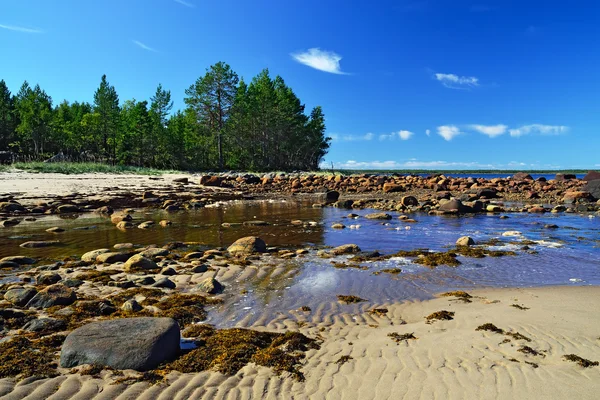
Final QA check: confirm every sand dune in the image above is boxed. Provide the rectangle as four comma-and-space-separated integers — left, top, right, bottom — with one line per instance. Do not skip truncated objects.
1, 286, 599, 399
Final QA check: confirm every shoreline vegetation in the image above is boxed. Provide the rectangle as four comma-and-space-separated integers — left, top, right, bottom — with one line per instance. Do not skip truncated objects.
0, 161, 592, 176
0, 61, 329, 172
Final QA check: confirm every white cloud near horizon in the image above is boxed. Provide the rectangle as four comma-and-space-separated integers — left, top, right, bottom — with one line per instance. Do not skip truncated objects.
291, 48, 348, 75
133, 40, 158, 52
321, 159, 565, 170
0, 24, 43, 34
509, 124, 568, 137
329, 132, 373, 142
379, 130, 414, 141
435, 73, 479, 89
437, 125, 462, 141
469, 124, 508, 138
173, 0, 195, 7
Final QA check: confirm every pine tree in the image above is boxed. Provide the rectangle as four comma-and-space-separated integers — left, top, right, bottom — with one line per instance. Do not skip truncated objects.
93, 75, 120, 163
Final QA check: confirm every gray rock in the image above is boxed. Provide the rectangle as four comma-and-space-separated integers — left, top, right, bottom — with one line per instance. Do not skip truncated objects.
456, 236, 475, 246
0, 256, 36, 265
81, 249, 110, 262
139, 247, 169, 258
191, 264, 208, 273
20, 240, 61, 248
36, 272, 62, 285
63, 278, 84, 288
584, 180, 600, 200
4, 287, 37, 306
134, 276, 156, 285
121, 299, 143, 312
26, 284, 77, 309
23, 317, 66, 333
96, 252, 133, 264
160, 267, 177, 276
365, 213, 392, 220
227, 236, 267, 254
330, 244, 361, 255
152, 277, 176, 289
124, 254, 158, 272
60, 317, 180, 371
195, 277, 223, 294
0, 260, 20, 269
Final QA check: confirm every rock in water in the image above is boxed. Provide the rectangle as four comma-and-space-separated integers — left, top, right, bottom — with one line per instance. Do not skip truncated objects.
456, 236, 475, 246
60, 317, 180, 371
123, 254, 158, 272
195, 277, 224, 294
81, 249, 110, 262
330, 244, 361, 255
25, 284, 77, 309
365, 213, 392, 220
227, 236, 267, 254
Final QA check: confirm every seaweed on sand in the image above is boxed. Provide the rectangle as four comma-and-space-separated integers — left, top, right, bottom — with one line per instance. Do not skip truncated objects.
154, 294, 223, 328
388, 332, 417, 343
563, 354, 599, 368
440, 291, 472, 302
76, 269, 121, 283
425, 310, 455, 322
414, 252, 460, 267
0, 334, 66, 379
335, 355, 353, 365
517, 346, 544, 357
476, 323, 504, 334
373, 268, 402, 275
369, 308, 389, 316
337, 295, 367, 304
511, 304, 530, 311
166, 327, 320, 381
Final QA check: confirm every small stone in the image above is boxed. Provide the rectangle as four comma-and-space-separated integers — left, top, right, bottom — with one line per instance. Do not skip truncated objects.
456, 236, 475, 246
159, 220, 172, 227
330, 244, 361, 255
332, 223, 346, 229
20, 240, 61, 248
160, 267, 177, 276
135, 276, 156, 285
114, 243, 134, 250
0, 256, 36, 265
81, 249, 110, 262
365, 213, 392, 220
138, 221, 155, 229
194, 277, 223, 294
96, 252, 133, 264
46, 227, 65, 233
139, 248, 169, 258
23, 317, 66, 333
4, 287, 37, 306
227, 236, 267, 254
26, 284, 77, 309
36, 272, 62, 285
116, 221, 134, 230
152, 277, 176, 289
124, 254, 158, 272
121, 299, 143, 312
191, 264, 208, 273
57, 204, 80, 213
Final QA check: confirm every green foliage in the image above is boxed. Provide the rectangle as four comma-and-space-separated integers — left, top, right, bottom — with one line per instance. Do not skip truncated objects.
1, 63, 329, 171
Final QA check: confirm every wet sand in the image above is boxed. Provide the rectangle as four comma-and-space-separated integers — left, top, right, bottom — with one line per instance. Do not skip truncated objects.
0, 286, 598, 399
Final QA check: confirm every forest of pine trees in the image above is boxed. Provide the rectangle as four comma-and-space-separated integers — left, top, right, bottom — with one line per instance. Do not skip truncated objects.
0, 62, 330, 171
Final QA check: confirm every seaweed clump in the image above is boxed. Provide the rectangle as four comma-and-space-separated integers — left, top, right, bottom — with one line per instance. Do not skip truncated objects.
511, 304, 530, 311
425, 310, 455, 322
331, 262, 368, 270
517, 346, 544, 357
335, 355, 353, 365
563, 354, 599, 368
154, 294, 222, 328
0, 334, 66, 378
373, 268, 402, 275
476, 323, 504, 334
337, 295, 367, 304
414, 252, 460, 267
369, 308, 389, 316
388, 332, 417, 343
76, 269, 121, 283
166, 327, 320, 381
440, 291, 472, 303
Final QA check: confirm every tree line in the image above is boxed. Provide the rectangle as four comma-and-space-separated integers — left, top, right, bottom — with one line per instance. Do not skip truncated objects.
0, 62, 330, 171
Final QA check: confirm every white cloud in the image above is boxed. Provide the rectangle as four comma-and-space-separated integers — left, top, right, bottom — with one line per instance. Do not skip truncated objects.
325, 159, 497, 170
173, 0, 195, 7
509, 124, 568, 137
379, 130, 414, 141
133, 40, 158, 52
330, 132, 373, 142
437, 125, 462, 141
425, 129, 431, 136
0, 24, 43, 34
435, 73, 479, 89
468, 124, 507, 138
291, 48, 348, 75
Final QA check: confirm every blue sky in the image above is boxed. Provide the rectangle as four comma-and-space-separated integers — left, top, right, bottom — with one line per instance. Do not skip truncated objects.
1, 0, 599, 170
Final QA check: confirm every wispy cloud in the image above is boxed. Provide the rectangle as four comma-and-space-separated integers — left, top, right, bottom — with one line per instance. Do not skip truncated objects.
425, 129, 431, 136
322, 159, 564, 170
437, 125, 462, 141
379, 130, 414, 141
435, 73, 479, 89
509, 124, 568, 137
133, 40, 158, 52
173, 0, 195, 7
468, 124, 507, 138
0, 24, 43, 34
291, 48, 348, 75
329, 132, 373, 142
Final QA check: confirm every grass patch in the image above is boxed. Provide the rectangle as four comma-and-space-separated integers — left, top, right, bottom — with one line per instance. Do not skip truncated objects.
337, 295, 367, 304
563, 354, 599, 368
425, 310, 455, 322
9, 162, 178, 175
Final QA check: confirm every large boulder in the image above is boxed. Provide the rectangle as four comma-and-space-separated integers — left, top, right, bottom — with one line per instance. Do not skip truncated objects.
584, 180, 600, 200
227, 236, 267, 254
25, 284, 77, 309
60, 317, 180, 371
513, 172, 533, 181
583, 171, 600, 181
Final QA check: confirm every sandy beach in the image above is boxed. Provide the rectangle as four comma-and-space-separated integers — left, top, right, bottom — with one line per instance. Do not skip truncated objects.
1, 286, 598, 399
